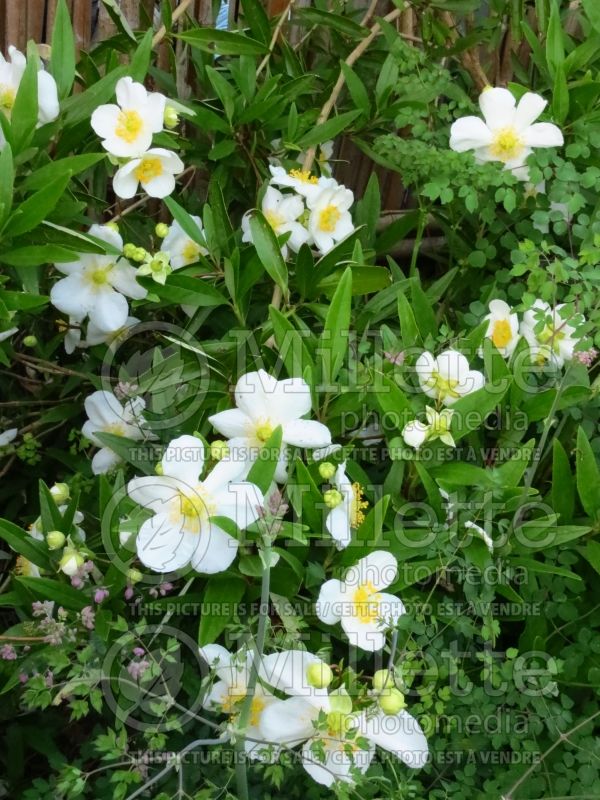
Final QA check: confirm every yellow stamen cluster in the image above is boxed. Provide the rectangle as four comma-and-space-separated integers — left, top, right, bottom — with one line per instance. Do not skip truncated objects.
352, 581, 381, 624
115, 109, 143, 143
134, 157, 163, 184
491, 319, 513, 349
350, 483, 368, 528
489, 128, 524, 162
289, 168, 318, 184
318, 204, 341, 233
426, 371, 461, 401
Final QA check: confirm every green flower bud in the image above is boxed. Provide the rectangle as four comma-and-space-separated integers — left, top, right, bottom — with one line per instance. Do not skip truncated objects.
378, 688, 406, 715
306, 661, 333, 689
318, 462, 336, 481
23, 335, 38, 347
372, 669, 393, 692
127, 568, 143, 584
210, 440, 229, 461
132, 247, 148, 263
105, 222, 119, 232
46, 530, 66, 550
323, 489, 343, 509
123, 243, 137, 259
164, 105, 179, 129
155, 462, 164, 475
49, 482, 70, 504
155, 222, 169, 239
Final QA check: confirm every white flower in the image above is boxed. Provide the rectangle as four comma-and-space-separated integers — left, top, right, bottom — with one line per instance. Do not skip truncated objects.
127, 434, 264, 574
324, 463, 368, 549
0, 46, 59, 128
416, 349, 485, 406
91, 76, 165, 157
200, 644, 279, 760
315, 551, 405, 651
85, 316, 140, 348
450, 87, 563, 180
258, 650, 428, 786
268, 165, 335, 203
83, 390, 151, 474
208, 370, 332, 483
242, 186, 309, 258
307, 183, 354, 254
50, 225, 146, 333
464, 520, 494, 553
481, 299, 520, 358
520, 300, 580, 368
0, 428, 17, 447
162, 217, 208, 269
113, 147, 184, 199
29, 507, 85, 543
402, 407, 455, 449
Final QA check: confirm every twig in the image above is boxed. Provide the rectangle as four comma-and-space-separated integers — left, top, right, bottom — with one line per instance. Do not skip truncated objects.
440, 11, 489, 91
152, 0, 195, 47
256, 0, 296, 77
301, 7, 404, 174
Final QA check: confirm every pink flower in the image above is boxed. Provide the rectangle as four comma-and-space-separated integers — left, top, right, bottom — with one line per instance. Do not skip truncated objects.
1, 644, 17, 660
80, 606, 95, 630
94, 587, 109, 604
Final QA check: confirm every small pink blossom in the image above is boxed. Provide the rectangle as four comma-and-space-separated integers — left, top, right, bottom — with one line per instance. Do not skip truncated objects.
384, 350, 405, 366
127, 659, 150, 681
80, 606, 95, 630
0, 644, 17, 660
574, 348, 598, 367
94, 588, 109, 604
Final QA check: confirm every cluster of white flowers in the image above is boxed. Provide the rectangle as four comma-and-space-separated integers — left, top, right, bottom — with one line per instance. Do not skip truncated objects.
450, 86, 563, 181
242, 165, 355, 256
200, 645, 428, 786
0, 45, 59, 147
91, 77, 184, 199
50, 223, 145, 349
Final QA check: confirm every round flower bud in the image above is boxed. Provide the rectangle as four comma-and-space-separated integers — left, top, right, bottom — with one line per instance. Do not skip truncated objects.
306, 661, 333, 689
378, 688, 406, 715
59, 548, 84, 576
127, 568, 143, 584
105, 222, 119, 233
123, 243, 137, 259
210, 440, 229, 461
49, 482, 70, 504
23, 335, 38, 347
164, 105, 179, 129
155, 462, 164, 475
132, 247, 147, 263
155, 222, 169, 239
372, 669, 393, 692
46, 530, 66, 550
318, 462, 336, 481
323, 489, 343, 509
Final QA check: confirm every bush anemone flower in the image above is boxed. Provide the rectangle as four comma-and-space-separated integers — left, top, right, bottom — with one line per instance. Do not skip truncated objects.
50, 225, 146, 334
416, 349, 485, 406
242, 186, 309, 258
208, 370, 332, 483
323, 462, 368, 549
127, 435, 264, 574
113, 147, 184, 199
83, 390, 151, 475
161, 217, 208, 269
0, 46, 59, 128
315, 551, 405, 652
481, 299, 520, 358
520, 299, 581, 368
307, 183, 354, 254
402, 407, 455, 449
91, 76, 165, 158
450, 87, 563, 181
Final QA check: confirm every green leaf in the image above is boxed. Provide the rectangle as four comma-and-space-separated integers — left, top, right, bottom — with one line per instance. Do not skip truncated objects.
318, 266, 352, 387
546, 0, 564, 79
397, 292, 421, 347
163, 196, 207, 246
130, 30, 154, 81
240, 0, 271, 44
512, 557, 581, 582
552, 62, 569, 123
576, 427, 600, 519
583, 0, 600, 34
246, 426, 283, 494
451, 379, 511, 442
0, 245, 79, 266
410, 280, 436, 340
269, 306, 315, 377
51, 0, 76, 98
21, 153, 106, 192
316, 266, 390, 297
248, 210, 288, 296
15, 576, 89, 610
198, 574, 246, 645
139, 275, 227, 308
93, 433, 156, 475
0, 142, 14, 227
339, 62, 370, 117
6, 173, 71, 237
10, 55, 38, 152
297, 110, 360, 149
296, 8, 366, 38
581, 539, 600, 577
552, 438, 574, 523
178, 28, 269, 56
62, 65, 128, 126
0, 519, 51, 570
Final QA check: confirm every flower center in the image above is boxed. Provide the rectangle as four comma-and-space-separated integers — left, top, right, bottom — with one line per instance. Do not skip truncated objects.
489, 127, 524, 162
491, 319, 513, 349
104, 422, 126, 436
326, 710, 351, 738
173, 485, 216, 534
289, 168, 318, 184
427, 371, 461, 401
318, 205, 341, 233
15, 555, 35, 577
182, 241, 201, 262
115, 109, 143, 143
0, 85, 15, 113
352, 581, 381, 624
255, 421, 274, 442
350, 482, 368, 528
223, 690, 265, 727
134, 157, 164, 184
89, 266, 112, 286
264, 209, 285, 232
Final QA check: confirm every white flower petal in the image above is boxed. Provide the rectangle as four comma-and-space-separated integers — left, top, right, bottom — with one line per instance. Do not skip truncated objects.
315, 579, 346, 624
356, 709, 429, 769
211, 481, 264, 529
259, 696, 317, 746
281, 419, 332, 449
522, 122, 564, 148
88, 287, 129, 333
449, 116, 493, 152
479, 87, 516, 130
208, 409, 251, 439
127, 475, 182, 514
345, 551, 398, 591
161, 434, 205, 485
189, 523, 238, 574
271, 378, 312, 422
91, 447, 122, 474
110, 262, 146, 300
340, 614, 387, 651
137, 514, 197, 572
402, 420, 429, 449
326, 505, 352, 549
301, 738, 372, 786
259, 650, 329, 704
85, 390, 126, 426
514, 92, 547, 130
235, 370, 278, 420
